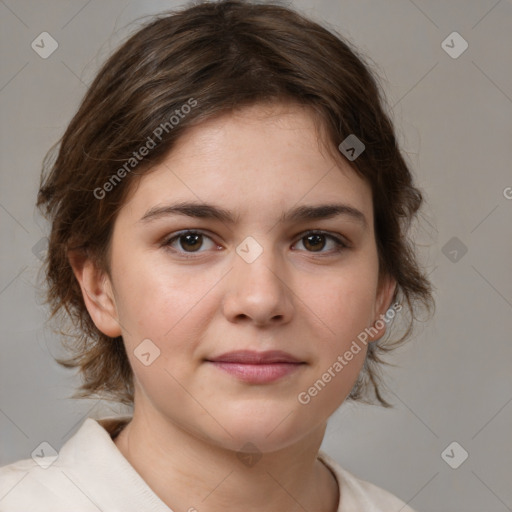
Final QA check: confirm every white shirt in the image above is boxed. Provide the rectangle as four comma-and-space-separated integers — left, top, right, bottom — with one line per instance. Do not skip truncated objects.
0, 416, 416, 511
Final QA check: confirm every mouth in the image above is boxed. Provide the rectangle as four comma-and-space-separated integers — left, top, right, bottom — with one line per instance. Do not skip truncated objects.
205, 350, 307, 384
207, 350, 303, 364
205, 350, 306, 384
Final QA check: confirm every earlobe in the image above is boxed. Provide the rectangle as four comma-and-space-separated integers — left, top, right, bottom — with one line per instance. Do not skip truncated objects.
68, 249, 122, 338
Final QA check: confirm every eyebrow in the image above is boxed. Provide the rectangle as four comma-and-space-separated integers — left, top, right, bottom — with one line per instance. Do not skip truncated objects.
138, 201, 368, 229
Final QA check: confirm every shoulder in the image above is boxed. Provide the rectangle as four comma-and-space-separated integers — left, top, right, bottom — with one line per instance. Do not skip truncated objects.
0, 416, 133, 512
0, 457, 97, 511
317, 450, 417, 512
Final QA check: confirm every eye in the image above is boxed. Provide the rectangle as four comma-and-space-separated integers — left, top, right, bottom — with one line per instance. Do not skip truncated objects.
161, 229, 349, 259
161, 230, 219, 257
292, 231, 348, 255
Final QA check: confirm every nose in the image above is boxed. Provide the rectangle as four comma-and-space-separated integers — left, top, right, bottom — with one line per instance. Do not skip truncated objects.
221, 243, 294, 327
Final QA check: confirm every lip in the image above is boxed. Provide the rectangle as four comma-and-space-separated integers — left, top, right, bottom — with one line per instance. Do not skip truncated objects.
205, 350, 305, 384
207, 350, 302, 364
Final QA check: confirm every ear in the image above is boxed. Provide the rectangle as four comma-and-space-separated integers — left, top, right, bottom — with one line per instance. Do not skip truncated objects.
367, 273, 397, 343
68, 249, 122, 338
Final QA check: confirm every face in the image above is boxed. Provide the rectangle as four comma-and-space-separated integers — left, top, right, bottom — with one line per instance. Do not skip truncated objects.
78, 102, 395, 453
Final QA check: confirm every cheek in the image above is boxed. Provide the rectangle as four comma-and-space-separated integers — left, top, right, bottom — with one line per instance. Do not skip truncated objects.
110, 248, 230, 414
308, 273, 378, 345
291, 273, 376, 407
114, 260, 221, 366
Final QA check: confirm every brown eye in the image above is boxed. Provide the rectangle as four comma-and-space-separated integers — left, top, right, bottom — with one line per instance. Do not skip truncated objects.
162, 230, 217, 255
179, 233, 203, 252
302, 233, 326, 252
162, 229, 348, 259
293, 231, 348, 254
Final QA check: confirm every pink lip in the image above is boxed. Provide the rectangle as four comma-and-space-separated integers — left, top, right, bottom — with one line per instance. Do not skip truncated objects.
206, 350, 305, 384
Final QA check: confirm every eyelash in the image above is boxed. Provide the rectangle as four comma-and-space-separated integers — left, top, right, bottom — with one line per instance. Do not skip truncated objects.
160, 229, 349, 259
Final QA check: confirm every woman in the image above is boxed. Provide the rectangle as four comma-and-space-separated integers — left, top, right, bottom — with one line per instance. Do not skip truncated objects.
0, 1, 434, 510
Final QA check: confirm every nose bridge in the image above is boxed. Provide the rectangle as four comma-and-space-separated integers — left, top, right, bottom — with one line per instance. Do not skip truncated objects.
234, 234, 285, 293
223, 234, 293, 324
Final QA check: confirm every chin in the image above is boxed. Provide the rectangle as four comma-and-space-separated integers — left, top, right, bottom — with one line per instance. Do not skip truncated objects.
205, 404, 316, 454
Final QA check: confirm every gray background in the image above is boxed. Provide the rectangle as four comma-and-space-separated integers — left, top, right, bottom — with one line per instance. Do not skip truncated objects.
1, 1, 511, 511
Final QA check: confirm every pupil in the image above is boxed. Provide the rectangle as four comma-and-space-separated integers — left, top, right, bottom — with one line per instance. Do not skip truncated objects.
182, 233, 202, 251
305, 234, 325, 251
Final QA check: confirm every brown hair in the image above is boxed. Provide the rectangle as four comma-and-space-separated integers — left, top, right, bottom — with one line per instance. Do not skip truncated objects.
36, 0, 434, 408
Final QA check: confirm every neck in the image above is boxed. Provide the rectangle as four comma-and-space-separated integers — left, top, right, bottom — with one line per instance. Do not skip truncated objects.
113, 407, 339, 512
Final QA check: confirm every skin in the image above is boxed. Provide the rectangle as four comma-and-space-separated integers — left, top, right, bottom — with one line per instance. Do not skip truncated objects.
69, 102, 396, 512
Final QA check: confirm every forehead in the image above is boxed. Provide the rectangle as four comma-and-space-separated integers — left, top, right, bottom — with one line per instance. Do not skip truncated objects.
118, 103, 373, 227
